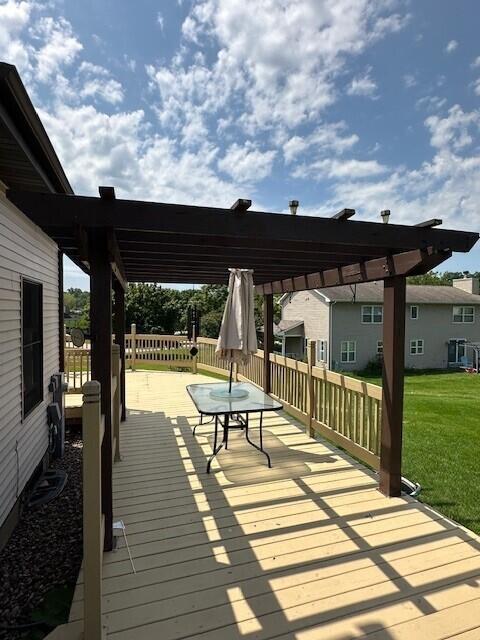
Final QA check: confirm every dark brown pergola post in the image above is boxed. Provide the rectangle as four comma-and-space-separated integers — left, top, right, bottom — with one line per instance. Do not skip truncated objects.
379, 276, 406, 497
58, 250, 64, 372
263, 293, 274, 394
113, 278, 126, 422
89, 229, 113, 551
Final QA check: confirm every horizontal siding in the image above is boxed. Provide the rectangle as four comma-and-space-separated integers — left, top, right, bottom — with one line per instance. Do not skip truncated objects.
0, 192, 59, 527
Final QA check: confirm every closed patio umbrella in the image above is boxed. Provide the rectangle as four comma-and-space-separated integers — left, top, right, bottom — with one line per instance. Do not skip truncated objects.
216, 268, 257, 395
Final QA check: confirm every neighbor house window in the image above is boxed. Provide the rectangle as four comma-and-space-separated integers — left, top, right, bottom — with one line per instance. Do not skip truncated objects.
376, 340, 383, 355
362, 305, 383, 323
410, 305, 419, 319
22, 279, 43, 417
317, 340, 328, 363
452, 306, 474, 323
410, 339, 424, 355
341, 340, 356, 363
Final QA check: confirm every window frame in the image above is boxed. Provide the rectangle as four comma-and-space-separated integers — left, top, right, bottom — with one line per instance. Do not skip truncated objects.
410, 305, 419, 320
317, 339, 328, 363
452, 306, 475, 324
340, 340, 356, 363
361, 305, 383, 324
21, 278, 44, 419
376, 340, 383, 355
410, 338, 424, 356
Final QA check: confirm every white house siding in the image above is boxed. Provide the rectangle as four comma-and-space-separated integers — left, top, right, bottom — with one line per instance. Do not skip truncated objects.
330, 302, 480, 371
0, 191, 59, 527
281, 291, 330, 361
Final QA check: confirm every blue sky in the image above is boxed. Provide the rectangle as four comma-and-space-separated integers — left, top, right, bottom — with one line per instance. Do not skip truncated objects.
1, 0, 479, 289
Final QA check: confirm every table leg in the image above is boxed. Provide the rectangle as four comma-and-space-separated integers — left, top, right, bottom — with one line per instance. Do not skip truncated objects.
193, 413, 214, 436
245, 412, 272, 468
207, 415, 225, 473
224, 413, 229, 450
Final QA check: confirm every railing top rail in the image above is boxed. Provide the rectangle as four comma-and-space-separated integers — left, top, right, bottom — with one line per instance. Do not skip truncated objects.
270, 352, 308, 373
312, 365, 382, 399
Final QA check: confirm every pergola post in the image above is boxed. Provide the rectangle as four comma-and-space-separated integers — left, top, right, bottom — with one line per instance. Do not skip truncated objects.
113, 278, 126, 422
58, 249, 64, 372
263, 293, 274, 394
379, 276, 406, 497
89, 229, 113, 551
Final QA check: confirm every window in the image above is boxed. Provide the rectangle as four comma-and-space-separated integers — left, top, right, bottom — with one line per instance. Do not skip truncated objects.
376, 340, 383, 355
341, 340, 356, 363
410, 339, 424, 356
361, 305, 383, 323
453, 306, 474, 323
317, 340, 328, 363
22, 279, 43, 417
410, 305, 419, 320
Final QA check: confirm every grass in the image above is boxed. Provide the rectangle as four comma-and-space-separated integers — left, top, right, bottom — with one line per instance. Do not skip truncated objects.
356, 369, 480, 535
133, 361, 229, 380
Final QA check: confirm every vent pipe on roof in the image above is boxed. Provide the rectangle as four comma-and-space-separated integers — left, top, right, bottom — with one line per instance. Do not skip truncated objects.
289, 200, 299, 215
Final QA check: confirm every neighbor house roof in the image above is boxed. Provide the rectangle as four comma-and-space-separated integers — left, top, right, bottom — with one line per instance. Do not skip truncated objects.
275, 319, 304, 334
0, 62, 72, 194
313, 281, 480, 305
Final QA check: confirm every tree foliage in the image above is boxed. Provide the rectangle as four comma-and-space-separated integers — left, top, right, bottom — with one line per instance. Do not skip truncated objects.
407, 271, 479, 285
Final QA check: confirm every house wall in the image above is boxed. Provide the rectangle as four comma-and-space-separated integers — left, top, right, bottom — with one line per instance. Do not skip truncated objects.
330, 301, 480, 371
0, 190, 59, 528
281, 290, 330, 363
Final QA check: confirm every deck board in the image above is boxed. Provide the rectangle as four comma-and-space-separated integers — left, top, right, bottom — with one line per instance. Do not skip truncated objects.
70, 370, 480, 639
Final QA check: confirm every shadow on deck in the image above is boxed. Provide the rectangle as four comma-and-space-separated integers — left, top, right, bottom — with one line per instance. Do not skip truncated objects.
70, 370, 480, 639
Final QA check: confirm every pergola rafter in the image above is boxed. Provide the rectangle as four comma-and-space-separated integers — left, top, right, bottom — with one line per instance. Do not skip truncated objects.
7, 187, 479, 506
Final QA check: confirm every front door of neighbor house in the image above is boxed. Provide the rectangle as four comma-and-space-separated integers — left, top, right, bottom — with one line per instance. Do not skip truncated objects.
448, 339, 466, 366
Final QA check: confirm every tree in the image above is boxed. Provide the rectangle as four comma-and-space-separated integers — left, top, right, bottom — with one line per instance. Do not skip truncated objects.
407, 271, 480, 285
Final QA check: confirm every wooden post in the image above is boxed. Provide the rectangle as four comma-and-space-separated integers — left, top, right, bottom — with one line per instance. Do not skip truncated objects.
379, 276, 406, 497
89, 229, 113, 551
131, 323, 137, 371
113, 280, 126, 421
58, 250, 64, 372
263, 294, 274, 394
307, 340, 316, 437
82, 380, 106, 640
111, 344, 121, 462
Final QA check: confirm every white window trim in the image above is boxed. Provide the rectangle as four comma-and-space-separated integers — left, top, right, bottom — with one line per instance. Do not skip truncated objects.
340, 340, 356, 363
361, 305, 383, 324
410, 305, 419, 320
452, 306, 475, 324
410, 338, 424, 356
317, 339, 328, 363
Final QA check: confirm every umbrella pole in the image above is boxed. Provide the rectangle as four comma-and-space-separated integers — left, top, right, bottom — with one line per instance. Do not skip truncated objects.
229, 362, 233, 393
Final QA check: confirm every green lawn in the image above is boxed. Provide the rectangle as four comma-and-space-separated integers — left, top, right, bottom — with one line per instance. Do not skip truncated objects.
356, 369, 480, 535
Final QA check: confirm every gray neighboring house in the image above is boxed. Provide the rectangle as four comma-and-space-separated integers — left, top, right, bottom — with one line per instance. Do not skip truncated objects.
277, 277, 480, 371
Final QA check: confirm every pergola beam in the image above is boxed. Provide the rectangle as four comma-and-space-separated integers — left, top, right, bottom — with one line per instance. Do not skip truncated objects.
7, 191, 477, 255
256, 247, 452, 294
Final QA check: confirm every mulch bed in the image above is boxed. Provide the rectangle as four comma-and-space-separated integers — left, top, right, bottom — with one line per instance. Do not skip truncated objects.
0, 432, 83, 639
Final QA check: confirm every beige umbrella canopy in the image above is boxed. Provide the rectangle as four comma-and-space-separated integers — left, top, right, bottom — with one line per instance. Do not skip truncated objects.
216, 268, 257, 392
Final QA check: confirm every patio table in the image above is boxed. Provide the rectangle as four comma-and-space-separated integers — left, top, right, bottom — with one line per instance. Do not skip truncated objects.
187, 381, 282, 473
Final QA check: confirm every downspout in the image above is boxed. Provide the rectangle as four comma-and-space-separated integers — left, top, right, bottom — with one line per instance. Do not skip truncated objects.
328, 300, 336, 370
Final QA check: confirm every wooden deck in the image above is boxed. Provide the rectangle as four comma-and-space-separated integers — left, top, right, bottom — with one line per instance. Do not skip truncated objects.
69, 370, 480, 639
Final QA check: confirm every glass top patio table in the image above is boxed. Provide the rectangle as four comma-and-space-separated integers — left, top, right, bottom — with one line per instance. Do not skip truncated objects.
186, 381, 282, 415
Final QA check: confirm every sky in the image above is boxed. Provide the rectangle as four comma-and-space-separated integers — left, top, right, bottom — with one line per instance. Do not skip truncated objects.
1, 0, 479, 290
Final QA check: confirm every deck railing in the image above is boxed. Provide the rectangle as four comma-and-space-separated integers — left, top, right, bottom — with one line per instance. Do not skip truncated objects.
66, 330, 382, 469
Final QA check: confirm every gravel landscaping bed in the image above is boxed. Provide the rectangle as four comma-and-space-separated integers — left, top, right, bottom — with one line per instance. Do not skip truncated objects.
0, 433, 83, 639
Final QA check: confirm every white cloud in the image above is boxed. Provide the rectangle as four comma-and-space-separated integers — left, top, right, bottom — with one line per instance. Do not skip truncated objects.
425, 105, 479, 151
347, 66, 378, 97
157, 11, 164, 31
472, 56, 480, 69
149, 0, 409, 138
30, 16, 83, 82
218, 142, 276, 183
445, 39, 458, 54
416, 95, 447, 113
283, 121, 358, 163
293, 157, 387, 180
77, 61, 124, 104
403, 73, 417, 88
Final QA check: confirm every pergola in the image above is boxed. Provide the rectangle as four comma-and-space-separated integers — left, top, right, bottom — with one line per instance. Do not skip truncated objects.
8, 187, 478, 550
